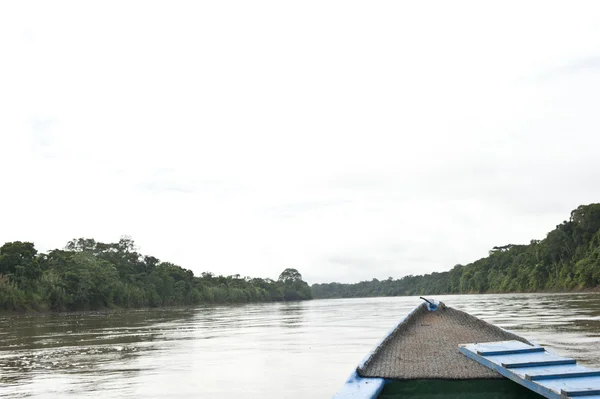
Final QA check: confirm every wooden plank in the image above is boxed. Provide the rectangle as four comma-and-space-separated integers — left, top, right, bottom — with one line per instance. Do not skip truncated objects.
527, 371, 600, 381
561, 388, 600, 397
541, 375, 600, 397
460, 341, 600, 399
503, 359, 577, 369
478, 347, 545, 356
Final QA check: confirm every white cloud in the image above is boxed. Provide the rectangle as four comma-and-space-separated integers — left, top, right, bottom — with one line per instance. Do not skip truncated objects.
1, 0, 600, 283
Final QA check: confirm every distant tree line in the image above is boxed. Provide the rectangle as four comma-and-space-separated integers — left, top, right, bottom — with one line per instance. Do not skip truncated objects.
312, 204, 600, 299
0, 237, 312, 312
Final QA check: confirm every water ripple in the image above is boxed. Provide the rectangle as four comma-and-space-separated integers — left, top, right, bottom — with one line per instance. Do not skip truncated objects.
1, 294, 599, 398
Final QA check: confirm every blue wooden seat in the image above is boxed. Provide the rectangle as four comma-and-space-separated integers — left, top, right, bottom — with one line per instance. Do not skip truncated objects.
460, 340, 600, 399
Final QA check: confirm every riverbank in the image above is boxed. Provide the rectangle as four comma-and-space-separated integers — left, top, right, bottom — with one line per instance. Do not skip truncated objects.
313, 204, 600, 300
311, 285, 600, 300
1, 238, 312, 312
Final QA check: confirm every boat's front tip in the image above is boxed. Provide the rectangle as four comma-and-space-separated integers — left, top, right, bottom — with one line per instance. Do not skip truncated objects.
419, 296, 440, 311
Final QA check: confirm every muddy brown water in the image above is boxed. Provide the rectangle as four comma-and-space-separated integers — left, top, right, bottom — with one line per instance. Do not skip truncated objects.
1, 293, 600, 398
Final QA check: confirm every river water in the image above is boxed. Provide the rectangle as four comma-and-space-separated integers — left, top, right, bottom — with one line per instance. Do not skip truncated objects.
1, 293, 600, 398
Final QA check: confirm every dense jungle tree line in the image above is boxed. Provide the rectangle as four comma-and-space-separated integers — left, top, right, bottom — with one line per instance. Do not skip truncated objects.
0, 237, 312, 311
312, 204, 600, 299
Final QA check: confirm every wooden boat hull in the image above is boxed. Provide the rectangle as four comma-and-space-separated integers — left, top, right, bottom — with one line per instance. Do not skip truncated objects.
333, 299, 544, 398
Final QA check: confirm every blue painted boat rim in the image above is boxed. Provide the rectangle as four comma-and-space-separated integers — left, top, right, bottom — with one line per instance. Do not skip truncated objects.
331, 371, 387, 399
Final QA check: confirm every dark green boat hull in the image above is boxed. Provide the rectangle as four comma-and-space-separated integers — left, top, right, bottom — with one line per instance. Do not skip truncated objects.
378, 379, 543, 398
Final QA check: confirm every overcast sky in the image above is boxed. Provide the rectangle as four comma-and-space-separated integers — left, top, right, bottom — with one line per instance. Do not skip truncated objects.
1, 1, 600, 284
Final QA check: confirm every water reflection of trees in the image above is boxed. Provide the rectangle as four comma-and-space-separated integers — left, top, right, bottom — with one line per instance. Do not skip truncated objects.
277, 302, 305, 328
0, 307, 197, 387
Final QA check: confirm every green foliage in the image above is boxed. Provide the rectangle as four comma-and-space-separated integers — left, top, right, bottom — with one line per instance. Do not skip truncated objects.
278, 268, 313, 300
0, 237, 312, 312
0, 274, 26, 311
0, 241, 40, 290
313, 203, 600, 299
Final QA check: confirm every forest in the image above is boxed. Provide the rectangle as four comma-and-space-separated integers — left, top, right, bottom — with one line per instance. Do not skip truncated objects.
312, 203, 600, 299
0, 237, 312, 311
4, 204, 599, 310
